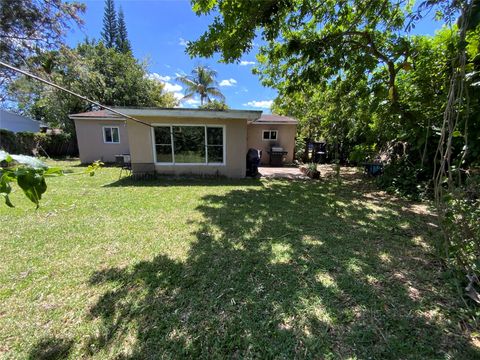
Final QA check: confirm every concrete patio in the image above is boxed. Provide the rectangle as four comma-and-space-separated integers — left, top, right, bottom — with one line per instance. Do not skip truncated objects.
258, 166, 308, 180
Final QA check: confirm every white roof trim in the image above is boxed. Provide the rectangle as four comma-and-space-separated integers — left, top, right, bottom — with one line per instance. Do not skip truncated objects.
69, 108, 262, 121
70, 116, 124, 121
249, 121, 297, 125
118, 108, 261, 120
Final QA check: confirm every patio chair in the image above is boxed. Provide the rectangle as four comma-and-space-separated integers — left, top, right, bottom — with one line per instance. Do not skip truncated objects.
115, 154, 132, 178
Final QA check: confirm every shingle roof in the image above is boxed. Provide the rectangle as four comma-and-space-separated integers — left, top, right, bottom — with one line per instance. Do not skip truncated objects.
251, 114, 298, 125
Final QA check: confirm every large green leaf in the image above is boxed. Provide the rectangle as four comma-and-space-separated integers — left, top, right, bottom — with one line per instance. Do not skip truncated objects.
0, 172, 14, 208
0, 150, 13, 163
16, 169, 48, 208
44, 167, 64, 176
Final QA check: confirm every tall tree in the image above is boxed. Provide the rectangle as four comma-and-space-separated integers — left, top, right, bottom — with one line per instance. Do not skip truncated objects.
176, 65, 225, 105
116, 6, 131, 53
187, 1, 418, 108
8, 41, 178, 133
0, 0, 85, 102
101, 0, 117, 48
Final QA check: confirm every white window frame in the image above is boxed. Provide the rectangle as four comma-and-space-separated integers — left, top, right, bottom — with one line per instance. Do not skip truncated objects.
151, 124, 226, 166
103, 126, 120, 144
262, 130, 278, 141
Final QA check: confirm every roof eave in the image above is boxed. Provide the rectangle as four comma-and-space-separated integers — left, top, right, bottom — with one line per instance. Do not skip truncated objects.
115, 108, 262, 120
69, 115, 124, 121
249, 121, 298, 125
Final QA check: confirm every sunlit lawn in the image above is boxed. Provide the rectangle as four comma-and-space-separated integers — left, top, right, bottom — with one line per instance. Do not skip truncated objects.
0, 160, 478, 359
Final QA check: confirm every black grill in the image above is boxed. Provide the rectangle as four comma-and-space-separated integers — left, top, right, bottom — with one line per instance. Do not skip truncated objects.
268, 147, 288, 166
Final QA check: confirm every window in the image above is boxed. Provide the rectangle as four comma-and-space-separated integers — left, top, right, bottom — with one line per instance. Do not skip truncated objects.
154, 126, 173, 163
262, 130, 278, 141
103, 126, 120, 143
153, 125, 224, 164
173, 126, 205, 163
207, 127, 223, 163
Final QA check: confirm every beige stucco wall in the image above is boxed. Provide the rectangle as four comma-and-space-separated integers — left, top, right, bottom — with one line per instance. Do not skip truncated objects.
127, 116, 248, 178
247, 124, 296, 165
74, 119, 130, 163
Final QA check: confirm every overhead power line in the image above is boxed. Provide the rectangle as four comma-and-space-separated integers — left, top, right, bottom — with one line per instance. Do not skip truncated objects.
0, 60, 153, 128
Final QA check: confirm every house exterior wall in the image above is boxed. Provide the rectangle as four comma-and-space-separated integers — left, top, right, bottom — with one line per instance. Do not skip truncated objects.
247, 124, 296, 165
127, 116, 248, 178
74, 119, 130, 163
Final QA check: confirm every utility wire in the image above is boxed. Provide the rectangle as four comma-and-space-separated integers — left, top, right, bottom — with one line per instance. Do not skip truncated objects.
0, 60, 153, 128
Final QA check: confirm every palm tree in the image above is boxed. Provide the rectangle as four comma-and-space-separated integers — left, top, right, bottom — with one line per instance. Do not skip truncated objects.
176, 65, 225, 106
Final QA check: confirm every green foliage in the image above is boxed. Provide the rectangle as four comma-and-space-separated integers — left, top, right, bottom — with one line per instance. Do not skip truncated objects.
0, 129, 18, 153
0, 129, 77, 157
349, 144, 377, 165
102, 0, 118, 48
443, 175, 480, 274
0, 151, 103, 208
85, 160, 105, 176
198, 99, 229, 110
177, 65, 225, 105
376, 157, 427, 200
116, 6, 131, 54
305, 162, 317, 172
0, 0, 85, 69
0, 0, 85, 102
189, 0, 414, 108
8, 42, 177, 133
188, 0, 479, 195
294, 137, 306, 161
0, 150, 62, 208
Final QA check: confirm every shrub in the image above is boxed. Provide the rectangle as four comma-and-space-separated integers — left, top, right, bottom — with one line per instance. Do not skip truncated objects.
304, 162, 320, 179
295, 137, 306, 162
376, 157, 428, 200
0, 131, 77, 157
349, 144, 376, 165
16, 132, 37, 154
0, 129, 18, 153
443, 175, 480, 274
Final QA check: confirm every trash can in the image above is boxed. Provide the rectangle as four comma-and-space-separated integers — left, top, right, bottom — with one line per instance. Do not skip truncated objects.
246, 148, 262, 176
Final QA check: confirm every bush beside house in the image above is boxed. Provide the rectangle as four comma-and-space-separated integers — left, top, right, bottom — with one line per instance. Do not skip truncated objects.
0, 129, 78, 157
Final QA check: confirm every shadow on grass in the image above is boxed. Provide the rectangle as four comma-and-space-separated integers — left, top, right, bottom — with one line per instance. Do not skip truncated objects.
75, 180, 480, 357
27, 337, 73, 360
104, 175, 264, 188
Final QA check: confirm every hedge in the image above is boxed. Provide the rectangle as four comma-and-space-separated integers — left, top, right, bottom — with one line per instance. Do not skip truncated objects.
0, 129, 78, 157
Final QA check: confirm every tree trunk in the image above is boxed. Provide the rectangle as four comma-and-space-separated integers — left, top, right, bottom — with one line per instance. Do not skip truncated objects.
387, 61, 398, 105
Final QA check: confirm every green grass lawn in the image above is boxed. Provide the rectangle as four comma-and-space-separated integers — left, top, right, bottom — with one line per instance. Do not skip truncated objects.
0, 160, 478, 359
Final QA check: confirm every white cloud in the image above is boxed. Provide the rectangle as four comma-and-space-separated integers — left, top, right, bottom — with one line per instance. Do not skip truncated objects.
176, 98, 201, 108
148, 72, 183, 99
179, 37, 188, 46
219, 78, 237, 87
243, 100, 273, 109
172, 92, 184, 100
148, 73, 172, 82
240, 60, 255, 66
162, 82, 183, 93
184, 98, 201, 106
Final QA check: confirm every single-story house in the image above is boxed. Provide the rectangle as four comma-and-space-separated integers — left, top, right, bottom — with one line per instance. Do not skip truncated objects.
0, 109, 44, 133
69, 107, 297, 178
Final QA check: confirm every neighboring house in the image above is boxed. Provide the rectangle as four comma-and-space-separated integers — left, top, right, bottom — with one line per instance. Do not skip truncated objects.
69, 107, 297, 178
0, 109, 43, 133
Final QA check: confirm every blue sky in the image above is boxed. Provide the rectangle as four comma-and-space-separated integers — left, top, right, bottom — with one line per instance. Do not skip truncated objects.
66, 0, 444, 112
